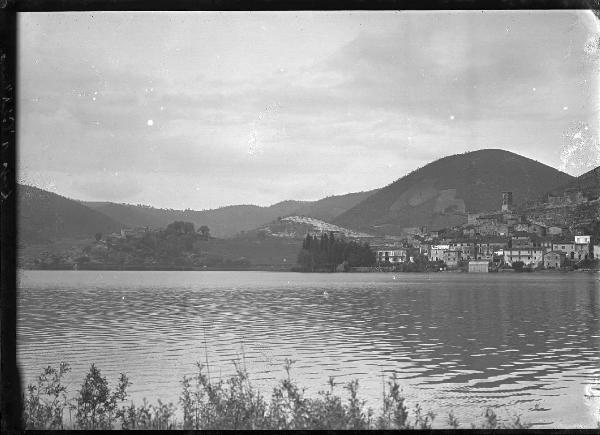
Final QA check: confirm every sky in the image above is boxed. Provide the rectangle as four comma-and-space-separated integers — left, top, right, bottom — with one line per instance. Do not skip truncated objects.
18, 11, 600, 210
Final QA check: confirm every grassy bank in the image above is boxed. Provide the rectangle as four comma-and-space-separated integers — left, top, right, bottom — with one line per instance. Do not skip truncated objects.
22, 359, 542, 430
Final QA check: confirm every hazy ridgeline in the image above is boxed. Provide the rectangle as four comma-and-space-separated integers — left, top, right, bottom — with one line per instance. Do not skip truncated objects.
23, 359, 540, 430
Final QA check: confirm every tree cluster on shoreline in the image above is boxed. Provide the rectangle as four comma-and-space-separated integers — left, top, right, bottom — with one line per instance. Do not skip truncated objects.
23, 360, 540, 430
296, 232, 376, 272
30, 222, 251, 270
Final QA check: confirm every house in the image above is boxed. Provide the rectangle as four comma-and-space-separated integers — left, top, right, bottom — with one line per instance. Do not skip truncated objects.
376, 249, 407, 264
513, 223, 529, 233
443, 250, 461, 267
552, 242, 576, 256
573, 243, 590, 261
553, 236, 590, 261
511, 236, 532, 249
476, 240, 508, 260
548, 226, 563, 235
467, 213, 483, 225
528, 223, 547, 237
462, 226, 476, 237
468, 260, 489, 273
544, 251, 566, 269
429, 245, 449, 262
503, 248, 545, 266
121, 227, 149, 239
594, 245, 600, 260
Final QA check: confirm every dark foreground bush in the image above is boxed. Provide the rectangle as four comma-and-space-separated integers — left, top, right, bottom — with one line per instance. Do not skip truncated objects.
23, 359, 536, 429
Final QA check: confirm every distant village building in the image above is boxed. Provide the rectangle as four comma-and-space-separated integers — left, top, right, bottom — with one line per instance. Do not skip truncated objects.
547, 190, 585, 206
467, 213, 483, 225
544, 251, 566, 269
443, 250, 461, 267
468, 260, 489, 273
476, 240, 508, 260
594, 245, 600, 260
514, 223, 529, 233
511, 236, 532, 249
552, 236, 591, 261
552, 242, 576, 259
573, 243, 590, 260
376, 249, 407, 264
121, 227, 148, 239
547, 226, 563, 236
504, 248, 544, 266
450, 241, 475, 260
501, 191, 513, 212
429, 245, 449, 262
528, 223, 547, 237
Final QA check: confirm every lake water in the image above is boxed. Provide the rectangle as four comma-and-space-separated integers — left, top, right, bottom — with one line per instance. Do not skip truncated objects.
17, 270, 600, 428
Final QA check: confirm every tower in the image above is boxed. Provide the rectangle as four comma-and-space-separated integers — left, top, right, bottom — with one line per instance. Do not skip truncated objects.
501, 191, 513, 212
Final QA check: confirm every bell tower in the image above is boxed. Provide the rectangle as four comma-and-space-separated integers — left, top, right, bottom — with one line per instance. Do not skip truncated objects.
501, 191, 513, 212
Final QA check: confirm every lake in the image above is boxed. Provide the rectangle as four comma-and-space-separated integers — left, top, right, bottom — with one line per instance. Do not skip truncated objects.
17, 270, 600, 428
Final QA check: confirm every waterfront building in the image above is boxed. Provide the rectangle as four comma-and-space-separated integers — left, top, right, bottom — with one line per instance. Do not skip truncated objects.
544, 251, 566, 269
475, 239, 508, 260
468, 260, 489, 273
450, 241, 475, 260
376, 249, 407, 264
573, 243, 590, 260
429, 244, 449, 262
552, 242, 576, 259
503, 248, 545, 266
552, 236, 591, 261
443, 250, 461, 267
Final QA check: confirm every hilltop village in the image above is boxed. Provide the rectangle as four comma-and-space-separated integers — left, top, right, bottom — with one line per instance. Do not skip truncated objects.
335, 190, 600, 272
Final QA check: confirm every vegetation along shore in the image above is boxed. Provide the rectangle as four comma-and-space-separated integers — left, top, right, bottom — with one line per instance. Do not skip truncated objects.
23, 359, 547, 430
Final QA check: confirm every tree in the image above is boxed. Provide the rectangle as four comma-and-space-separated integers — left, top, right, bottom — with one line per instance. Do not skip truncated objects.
94, 232, 102, 242
198, 225, 211, 239
76, 364, 130, 429
512, 261, 525, 272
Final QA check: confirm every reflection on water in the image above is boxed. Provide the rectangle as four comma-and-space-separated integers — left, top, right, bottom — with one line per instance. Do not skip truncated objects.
17, 270, 600, 428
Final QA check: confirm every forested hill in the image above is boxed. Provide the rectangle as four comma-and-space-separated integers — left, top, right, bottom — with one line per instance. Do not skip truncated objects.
83, 190, 376, 238
333, 149, 575, 235
547, 166, 600, 199
18, 184, 122, 243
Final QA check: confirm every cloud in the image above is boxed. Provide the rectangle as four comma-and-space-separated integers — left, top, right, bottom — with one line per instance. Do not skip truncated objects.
71, 172, 145, 202
17, 11, 600, 209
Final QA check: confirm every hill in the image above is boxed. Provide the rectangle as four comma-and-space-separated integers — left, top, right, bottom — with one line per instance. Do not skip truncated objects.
256, 216, 374, 240
18, 185, 122, 244
83, 191, 376, 238
290, 190, 376, 222
333, 149, 575, 235
548, 166, 600, 199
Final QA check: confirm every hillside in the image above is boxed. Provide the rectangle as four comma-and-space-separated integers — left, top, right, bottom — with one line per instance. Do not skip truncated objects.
548, 166, 600, 199
83, 201, 305, 239
290, 190, 377, 222
18, 185, 122, 243
84, 190, 376, 238
257, 216, 374, 240
333, 149, 575, 235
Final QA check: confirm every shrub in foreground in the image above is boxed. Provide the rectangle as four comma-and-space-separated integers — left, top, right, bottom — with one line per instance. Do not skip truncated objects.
23, 359, 538, 430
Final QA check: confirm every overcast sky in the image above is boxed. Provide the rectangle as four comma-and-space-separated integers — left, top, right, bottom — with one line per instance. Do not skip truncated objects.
18, 11, 600, 210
